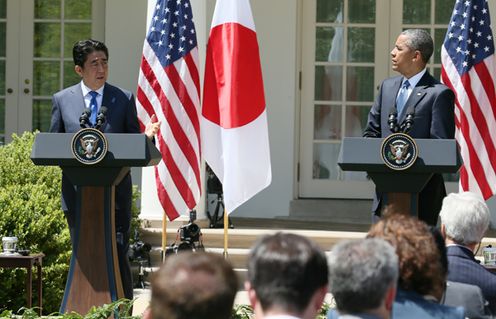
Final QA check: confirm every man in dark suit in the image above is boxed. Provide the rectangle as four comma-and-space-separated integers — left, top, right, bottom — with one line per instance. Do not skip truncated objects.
49, 39, 160, 300
439, 192, 496, 314
363, 29, 455, 225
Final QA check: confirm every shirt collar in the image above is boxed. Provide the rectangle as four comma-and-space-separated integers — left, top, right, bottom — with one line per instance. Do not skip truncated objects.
80, 81, 104, 97
403, 68, 426, 88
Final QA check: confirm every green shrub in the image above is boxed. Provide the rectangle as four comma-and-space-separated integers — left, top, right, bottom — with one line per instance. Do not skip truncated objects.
0, 132, 143, 314
0, 132, 71, 313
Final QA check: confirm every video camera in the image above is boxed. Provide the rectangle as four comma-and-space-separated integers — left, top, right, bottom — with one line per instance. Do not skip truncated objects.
165, 210, 204, 256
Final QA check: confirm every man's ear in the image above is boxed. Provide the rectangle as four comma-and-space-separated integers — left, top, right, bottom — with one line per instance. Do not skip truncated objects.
245, 281, 258, 308
312, 285, 328, 313
440, 224, 447, 239
384, 284, 397, 312
75, 65, 83, 77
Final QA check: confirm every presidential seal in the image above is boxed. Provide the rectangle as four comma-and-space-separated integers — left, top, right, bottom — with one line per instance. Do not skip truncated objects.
380, 133, 418, 170
71, 128, 108, 165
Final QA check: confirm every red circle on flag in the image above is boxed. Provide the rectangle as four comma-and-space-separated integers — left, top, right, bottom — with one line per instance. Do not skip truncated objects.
202, 23, 266, 129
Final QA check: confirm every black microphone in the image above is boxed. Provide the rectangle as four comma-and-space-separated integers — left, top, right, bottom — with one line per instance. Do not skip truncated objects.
402, 113, 414, 133
94, 106, 108, 130
79, 108, 91, 128
388, 108, 399, 133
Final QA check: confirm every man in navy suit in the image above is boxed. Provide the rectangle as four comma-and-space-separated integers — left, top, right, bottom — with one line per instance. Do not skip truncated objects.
439, 192, 496, 314
363, 29, 455, 225
49, 39, 160, 300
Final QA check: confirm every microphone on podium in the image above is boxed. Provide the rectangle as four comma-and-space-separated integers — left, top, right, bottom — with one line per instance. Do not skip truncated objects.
94, 106, 108, 130
79, 108, 91, 128
401, 113, 414, 134
388, 108, 399, 133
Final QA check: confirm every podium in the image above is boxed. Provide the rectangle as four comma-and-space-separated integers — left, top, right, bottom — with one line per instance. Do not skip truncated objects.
338, 137, 461, 216
31, 132, 161, 314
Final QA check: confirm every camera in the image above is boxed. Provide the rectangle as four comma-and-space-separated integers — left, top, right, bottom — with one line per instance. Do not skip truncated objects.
128, 240, 152, 261
165, 210, 204, 256
179, 222, 201, 242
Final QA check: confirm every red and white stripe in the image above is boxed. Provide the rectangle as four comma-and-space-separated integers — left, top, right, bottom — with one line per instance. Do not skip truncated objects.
441, 46, 496, 199
137, 41, 201, 220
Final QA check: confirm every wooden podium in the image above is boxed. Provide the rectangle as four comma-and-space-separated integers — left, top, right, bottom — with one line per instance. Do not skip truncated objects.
338, 137, 461, 216
31, 133, 161, 314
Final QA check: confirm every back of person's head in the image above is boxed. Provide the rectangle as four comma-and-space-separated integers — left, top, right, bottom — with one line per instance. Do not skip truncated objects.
247, 232, 329, 314
329, 238, 398, 315
439, 192, 490, 245
149, 251, 238, 319
367, 215, 445, 301
401, 28, 433, 63
72, 39, 109, 67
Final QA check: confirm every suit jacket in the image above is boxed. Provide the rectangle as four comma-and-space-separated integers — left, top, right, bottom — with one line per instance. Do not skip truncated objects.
442, 281, 492, 318
363, 71, 455, 224
393, 289, 465, 319
49, 82, 140, 212
446, 245, 496, 313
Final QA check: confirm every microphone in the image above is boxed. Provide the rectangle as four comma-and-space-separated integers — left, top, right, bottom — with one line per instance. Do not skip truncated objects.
402, 113, 414, 133
79, 108, 91, 128
388, 108, 399, 133
94, 106, 108, 130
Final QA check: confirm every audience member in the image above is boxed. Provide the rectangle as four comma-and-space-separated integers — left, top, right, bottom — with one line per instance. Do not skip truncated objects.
327, 238, 398, 319
430, 226, 491, 318
368, 215, 465, 319
145, 251, 238, 319
439, 191, 496, 313
245, 232, 329, 319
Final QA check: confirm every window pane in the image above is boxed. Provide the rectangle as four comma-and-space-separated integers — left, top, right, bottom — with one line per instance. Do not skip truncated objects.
35, 0, 60, 19
65, 0, 92, 20
64, 61, 79, 87
0, 0, 5, 19
434, 28, 447, 64
403, 0, 431, 24
314, 105, 342, 139
316, 27, 344, 62
32, 100, 52, 132
316, 0, 343, 23
436, 0, 455, 24
34, 23, 61, 58
33, 61, 60, 96
313, 143, 340, 179
0, 60, 5, 93
433, 67, 441, 81
349, 0, 375, 23
347, 27, 375, 62
344, 105, 368, 137
347, 67, 374, 101
315, 65, 343, 101
64, 23, 91, 57
0, 22, 5, 57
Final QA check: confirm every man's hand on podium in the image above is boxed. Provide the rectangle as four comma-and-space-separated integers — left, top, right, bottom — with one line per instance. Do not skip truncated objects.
145, 114, 161, 138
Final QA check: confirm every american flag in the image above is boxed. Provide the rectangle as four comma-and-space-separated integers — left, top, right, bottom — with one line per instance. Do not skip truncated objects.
136, 0, 201, 220
441, 0, 496, 200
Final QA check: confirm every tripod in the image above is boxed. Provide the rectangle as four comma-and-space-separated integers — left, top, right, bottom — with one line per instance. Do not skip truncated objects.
206, 193, 234, 228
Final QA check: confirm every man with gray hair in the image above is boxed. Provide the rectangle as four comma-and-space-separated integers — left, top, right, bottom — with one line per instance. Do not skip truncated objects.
439, 191, 496, 313
327, 238, 398, 319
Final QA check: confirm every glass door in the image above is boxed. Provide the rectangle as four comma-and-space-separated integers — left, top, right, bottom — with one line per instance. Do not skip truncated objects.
299, 0, 458, 198
1, 0, 102, 145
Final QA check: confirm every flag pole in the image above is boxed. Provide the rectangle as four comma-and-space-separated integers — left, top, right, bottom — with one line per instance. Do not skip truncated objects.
223, 209, 229, 258
162, 212, 167, 263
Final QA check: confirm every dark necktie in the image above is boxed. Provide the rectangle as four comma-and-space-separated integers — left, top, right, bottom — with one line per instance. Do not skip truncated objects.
396, 80, 410, 116
89, 91, 98, 125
